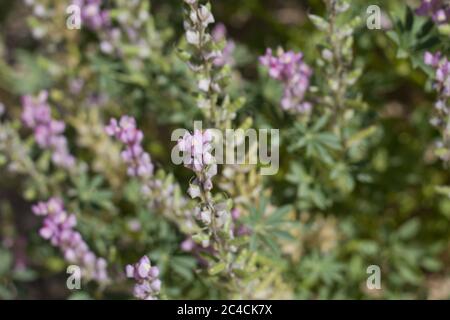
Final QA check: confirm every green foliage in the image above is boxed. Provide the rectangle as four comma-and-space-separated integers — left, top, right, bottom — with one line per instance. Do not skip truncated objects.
0, 0, 449, 300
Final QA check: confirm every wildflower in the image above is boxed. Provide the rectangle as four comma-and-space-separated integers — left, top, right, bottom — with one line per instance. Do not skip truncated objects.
424, 51, 450, 100
126, 256, 161, 300
71, 0, 110, 30
21, 91, 75, 169
416, 0, 450, 24
186, 30, 201, 46
106, 115, 192, 221
197, 5, 215, 27
178, 129, 217, 192
424, 51, 450, 161
105, 116, 154, 178
211, 23, 235, 67
32, 198, 108, 283
260, 48, 313, 114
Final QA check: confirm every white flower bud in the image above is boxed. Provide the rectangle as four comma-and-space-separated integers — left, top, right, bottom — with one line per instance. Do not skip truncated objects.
198, 78, 211, 92
198, 5, 215, 27
188, 183, 201, 199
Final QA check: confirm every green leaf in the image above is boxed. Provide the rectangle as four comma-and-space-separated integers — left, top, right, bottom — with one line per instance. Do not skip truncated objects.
397, 219, 420, 240
0, 249, 12, 276
308, 14, 330, 32
208, 262, 226, 276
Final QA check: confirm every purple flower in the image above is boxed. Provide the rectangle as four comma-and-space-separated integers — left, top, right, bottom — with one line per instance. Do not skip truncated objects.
178, 129, 217, 191
416, 0, 450, 24
126, 256, 161, 300
211, 23, 235, 67
181, 238, 195, 252
106, 116, 154, 178
178, 129, 214, 172
424, 51, 450, 161
21, 91, 75, 169
260, 48, 313, 114
425, 51, 450, 97
71, 0, 110, 30
32, 198, 109, 283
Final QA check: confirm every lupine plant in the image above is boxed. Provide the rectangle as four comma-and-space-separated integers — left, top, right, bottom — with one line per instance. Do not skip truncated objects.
0, 0, 449, 300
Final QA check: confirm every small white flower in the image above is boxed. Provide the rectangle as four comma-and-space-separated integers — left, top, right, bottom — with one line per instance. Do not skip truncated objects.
33, 4, 46, 17
321, 49, 333, 62
198, 5, 215, 27
198, 78, 211, 92
186, 30, 200, 46
188, 184, 201, 199
189, 10, 198, 24
100, 41, 114, 54
199, 209, 211, 225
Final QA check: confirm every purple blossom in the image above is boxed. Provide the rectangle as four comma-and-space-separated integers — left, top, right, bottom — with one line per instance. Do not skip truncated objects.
212, 23, 235, 67
260, 48, 313, 114
21, 91, 75, 169
126, 256, 161, 300
105, 115, 191, 216
416, 0, 450, 24
424, 51, 450, 162
32, 198, 109, 283
71, 0, 110, 30
178, 129, 217, 191
105, 116, 154, 178
425, 51, 450, 100
181, 238, 195, 252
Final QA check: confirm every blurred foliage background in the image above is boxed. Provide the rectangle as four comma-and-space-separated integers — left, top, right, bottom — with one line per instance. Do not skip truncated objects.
0, 0, 449, 299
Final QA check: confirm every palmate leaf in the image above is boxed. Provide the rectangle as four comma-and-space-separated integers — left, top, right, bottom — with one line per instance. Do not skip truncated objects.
299, 252, 345, 287
287, 115, 341, 165
69, 173, 114, 211
244, 197, 293, 255
387, 6, 441, 67
286, 163, 331, 210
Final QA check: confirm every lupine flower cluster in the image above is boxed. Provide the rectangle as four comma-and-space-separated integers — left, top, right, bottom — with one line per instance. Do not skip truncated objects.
260, 48, 313, 114
105, 116, 154, 178
425, 51, 450, 122
177, 129, 235, 257
23, 0, 48, 39
416, 0, 450, 24
184, 0, 215, 49
106, 116, 196, 234
98, 0, 152, 59
126, 256, 161, 300
178, 129, 217, 194
424, 51, 450, 160
21, 91, 75, 169
183, 0, 223, 98
71, 0, 110, 30
32, 198, 109, 283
